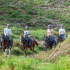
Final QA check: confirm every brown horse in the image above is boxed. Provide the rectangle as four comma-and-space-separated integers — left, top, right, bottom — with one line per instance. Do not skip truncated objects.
20, 35, 38, 56
1, 34, 12, 57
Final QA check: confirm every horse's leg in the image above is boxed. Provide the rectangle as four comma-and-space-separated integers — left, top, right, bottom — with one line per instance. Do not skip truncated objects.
32, 43, 34, 52
4, 48, 7, 57
4, 49, 5, 57
30, 47, 33, 55
33, 46, 34, 52
9, 48, 11, 57
24, 48, 26, 57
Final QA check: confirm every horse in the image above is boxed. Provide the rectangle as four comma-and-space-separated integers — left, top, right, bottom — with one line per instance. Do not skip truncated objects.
1, 34, 13, 57
44, 35, 56, 50
57, 35, 65, 43
56, 35, 65, 48
20, 35, 38, 56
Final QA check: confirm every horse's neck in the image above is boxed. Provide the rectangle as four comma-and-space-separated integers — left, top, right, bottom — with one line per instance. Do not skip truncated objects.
34, 40, 38, 46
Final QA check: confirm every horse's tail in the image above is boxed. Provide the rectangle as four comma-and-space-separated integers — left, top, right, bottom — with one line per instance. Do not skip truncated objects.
34, 40, 38, 46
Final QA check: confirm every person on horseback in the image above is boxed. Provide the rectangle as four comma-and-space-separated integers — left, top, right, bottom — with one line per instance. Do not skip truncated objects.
4, 24, 13, 47
47, 24, 56, 47
3, 24, 13, 57
59, 24, 66, 39
24, 26, 32, 46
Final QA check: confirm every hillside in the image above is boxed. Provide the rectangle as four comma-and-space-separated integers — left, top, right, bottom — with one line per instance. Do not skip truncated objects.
0, 0, 70, 30
47, 36, 70, 61
0, 0, 70, 70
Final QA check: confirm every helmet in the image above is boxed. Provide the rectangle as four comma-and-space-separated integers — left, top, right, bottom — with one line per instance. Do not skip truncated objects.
60, 24, 64, 27
7, 24, 10, 27
48, 24, 52, 28
25, 25, 29, 29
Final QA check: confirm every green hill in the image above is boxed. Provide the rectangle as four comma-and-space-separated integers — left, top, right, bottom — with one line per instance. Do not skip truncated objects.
0, 0, 70, 70
0, 0, 70, 30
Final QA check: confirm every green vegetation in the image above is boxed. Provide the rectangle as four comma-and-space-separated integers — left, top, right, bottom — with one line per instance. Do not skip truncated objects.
0, 55, 70, 70
0, 0, 70, 70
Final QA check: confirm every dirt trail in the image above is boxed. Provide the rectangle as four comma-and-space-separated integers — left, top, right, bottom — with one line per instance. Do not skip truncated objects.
38, 41, 44, 45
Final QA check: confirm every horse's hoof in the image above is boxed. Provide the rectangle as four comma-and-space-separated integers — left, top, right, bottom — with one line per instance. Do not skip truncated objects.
9, 56, 11, 58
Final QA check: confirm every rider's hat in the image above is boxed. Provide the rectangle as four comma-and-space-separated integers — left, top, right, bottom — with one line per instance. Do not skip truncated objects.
25, 25, 29, 29
7, 24, 10, 27
48, 24, 52, 28
60, 24, 64, 27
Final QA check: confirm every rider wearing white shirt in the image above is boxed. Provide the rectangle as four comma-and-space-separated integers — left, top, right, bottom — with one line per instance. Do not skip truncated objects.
59, 29, 65, 35
4, 24, 13, 48
24, 30, 30, 37
59, 24, 66, 39
24, 26, 32, 46
2, 24, 13, 57
4, 27, 12, 38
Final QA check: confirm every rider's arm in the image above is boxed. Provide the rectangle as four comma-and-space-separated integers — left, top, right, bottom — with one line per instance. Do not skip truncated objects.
4, 28, 6, 35
24, 31, 25, 36
64, 29, 66, 34
28, 30, 30, 35
51, 29, 53, 35
59, 29, 61, 35
47, 29, 49, 36
9, 29, 12, 36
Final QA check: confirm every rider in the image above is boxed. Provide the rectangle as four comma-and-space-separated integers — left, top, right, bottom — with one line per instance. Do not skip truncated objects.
2, 24, 13, 57
47, 24, 56, 47
0, 24, 12, 48
24, 26, 32, 46
59, 24, 66, 39
4, 24, 13, 48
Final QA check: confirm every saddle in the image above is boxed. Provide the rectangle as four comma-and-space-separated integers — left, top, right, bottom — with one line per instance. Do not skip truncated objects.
1, 34, 13, 46
48, 36, 53, 42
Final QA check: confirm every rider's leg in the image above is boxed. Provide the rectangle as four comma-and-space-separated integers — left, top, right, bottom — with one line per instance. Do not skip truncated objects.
63, 34, 66, 39
28, 37, 32, 46
7, 36, 12, 57
52, 36, 56, 47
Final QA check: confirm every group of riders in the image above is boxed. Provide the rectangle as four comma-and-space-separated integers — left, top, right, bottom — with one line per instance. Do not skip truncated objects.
0, 24, 66, 57
46, 24, 66, 48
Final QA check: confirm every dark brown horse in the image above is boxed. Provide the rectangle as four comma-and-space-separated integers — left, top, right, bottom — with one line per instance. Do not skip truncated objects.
20, 35, 38, 56
44, 35, 56, 50
1, 34, 12, 57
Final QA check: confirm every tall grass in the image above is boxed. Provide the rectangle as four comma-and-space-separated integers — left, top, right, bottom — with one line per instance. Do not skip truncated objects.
0, 56, 70, 70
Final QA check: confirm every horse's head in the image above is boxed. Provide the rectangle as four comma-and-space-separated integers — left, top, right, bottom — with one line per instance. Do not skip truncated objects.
44, 35, 48, 42
1, 34, 9, 42
1, 34, 5, 41
20, 35, 25, 44
48, 36, 53, 42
